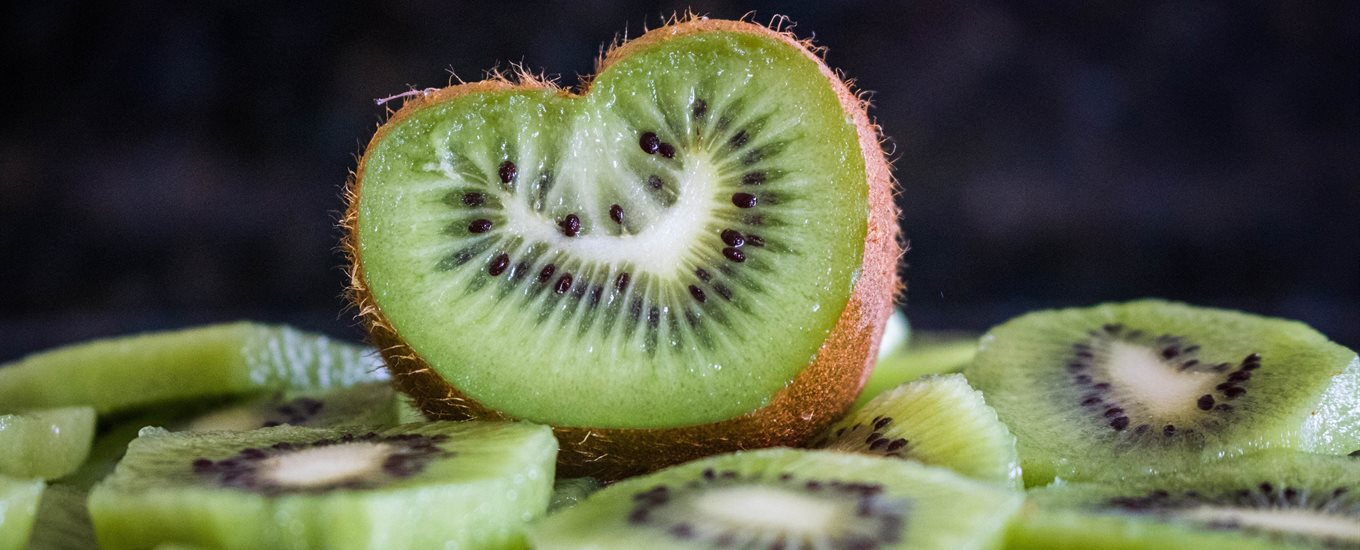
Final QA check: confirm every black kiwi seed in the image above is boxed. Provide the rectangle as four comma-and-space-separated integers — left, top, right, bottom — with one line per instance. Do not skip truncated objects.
1197, 394, 1215, 410
488, 254, 509, 276
560, 214, 581, 237
468, 219, 493, 233
498, 160, 517, 184
721, 229, 745, 247
692, 99, 707, 120
745, 234, 765, 247
639, 132, 660, 154
713, 283, 732, 300
657, 143, 676, 159
648, 175, 664, 189
615, 272, 630, 291
731, 193, 757, 208
688, 285, 707, 303
742, 172, 766, 185
462, 192, 486, 206
1109, 417, 1130, 431
695, 268, 711, 282
729, 130, 749, 148
554, 274, 573, 294
609, 204, 625, 224
538, 264, 556, 283
722, 247, 746, 262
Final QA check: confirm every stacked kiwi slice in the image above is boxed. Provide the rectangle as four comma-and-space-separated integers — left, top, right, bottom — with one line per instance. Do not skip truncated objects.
966, 299, 1360, 485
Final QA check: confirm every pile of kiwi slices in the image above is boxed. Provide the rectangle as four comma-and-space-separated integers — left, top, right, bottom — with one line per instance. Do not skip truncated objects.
2, 15, 1358, 550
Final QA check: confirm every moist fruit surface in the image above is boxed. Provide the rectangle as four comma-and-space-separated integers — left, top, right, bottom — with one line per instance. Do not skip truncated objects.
531, 448, 1023, 550
966, 299, 1360, 484
344, 17, 899, 477
89, 421, 556, 550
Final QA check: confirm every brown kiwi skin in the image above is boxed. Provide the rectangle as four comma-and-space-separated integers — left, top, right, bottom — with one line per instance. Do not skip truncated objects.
340, 15, 902, 479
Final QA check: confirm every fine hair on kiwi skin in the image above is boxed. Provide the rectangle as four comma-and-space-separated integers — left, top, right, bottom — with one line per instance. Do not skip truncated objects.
341, 13, 902, 479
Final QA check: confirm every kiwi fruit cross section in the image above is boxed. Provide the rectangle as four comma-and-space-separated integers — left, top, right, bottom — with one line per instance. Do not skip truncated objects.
345, 18, 898, 474
967, 299, 1360, 485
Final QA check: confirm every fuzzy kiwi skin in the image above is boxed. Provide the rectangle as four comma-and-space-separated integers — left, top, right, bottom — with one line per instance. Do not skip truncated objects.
341, 16, 901, 479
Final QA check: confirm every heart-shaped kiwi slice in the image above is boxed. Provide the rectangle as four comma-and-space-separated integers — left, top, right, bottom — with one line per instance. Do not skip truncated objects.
344, 17, 898, 477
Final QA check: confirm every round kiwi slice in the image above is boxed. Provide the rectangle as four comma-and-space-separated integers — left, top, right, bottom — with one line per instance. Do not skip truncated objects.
530, 448, 1022, 549
1010, 451, 1360, 549
0, 406, 96, 480
0, 322, 387, 415
182, 382, 396, 432
0, 475, 44, 550
88, 421, 556, 550
965, 299, 1360, 485
813, 374, 1022, 488
343, 17, 899, 477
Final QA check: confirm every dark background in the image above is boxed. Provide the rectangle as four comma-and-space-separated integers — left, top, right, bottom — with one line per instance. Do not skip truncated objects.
2, 1, 1357, 360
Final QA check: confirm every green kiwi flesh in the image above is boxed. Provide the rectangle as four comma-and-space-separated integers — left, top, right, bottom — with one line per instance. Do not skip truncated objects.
530, 448, 1023, 550
855, 331, 977, 408
181, 382, 397, 432
89, 421, 556, 550
965, 299, 1360, 485
0, 323, 387, 415
0, 475, 44, 550
0, 407, 96, 480
1010, 451, 1360, 549
355, 29, 869, 428
813, 374, 1021, 488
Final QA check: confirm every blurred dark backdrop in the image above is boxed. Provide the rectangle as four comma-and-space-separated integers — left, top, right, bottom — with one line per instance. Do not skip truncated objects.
2, 1, 1357, 359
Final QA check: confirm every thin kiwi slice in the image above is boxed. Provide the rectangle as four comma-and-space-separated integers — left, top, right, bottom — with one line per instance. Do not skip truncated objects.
0, 322, 386, 415
0, 475, 44, 550
855, 331, 978, 408
344, 18, 900, 476
181, 382, 396, 432
1009, 451, 1360, 549
965, 300, 1360, 485
813, 374, 1021, 488
530, 448, 1023, 550
0, 407, 96, 480
89, 421, 556, 550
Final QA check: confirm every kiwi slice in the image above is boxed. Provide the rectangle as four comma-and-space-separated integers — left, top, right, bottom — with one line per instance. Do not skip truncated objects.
181, 382, 396, 432
0, 322, 386, 415
343, 18, 900, 476
0, 407, 96, 480
0, 475, 44, 550
1009, 451, 1360, 549
813, 374, 1021, 488
855, 331, 978, 408
89, 421, 556, 549
965, 299, 1360, 485
530, 448, 1023, 550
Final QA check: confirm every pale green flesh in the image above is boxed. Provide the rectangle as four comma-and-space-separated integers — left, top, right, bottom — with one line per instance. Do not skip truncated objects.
1012, 452, 1360, 550
817, 374, 1021, 489
358, 31, 867, 427
89, 422, 556, 550
0, 475, 44, 550
0, 406, 96, 480
965, 300, 1360, 485
0, 323, 387, 415
530, 448, 1023, 550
